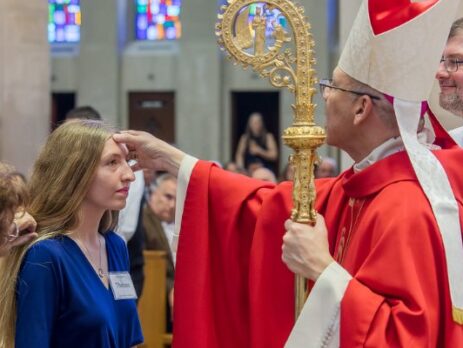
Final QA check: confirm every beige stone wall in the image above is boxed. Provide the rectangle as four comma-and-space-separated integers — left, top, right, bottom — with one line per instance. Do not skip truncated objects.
51, 1, 334, 167
0, 0, 49, 175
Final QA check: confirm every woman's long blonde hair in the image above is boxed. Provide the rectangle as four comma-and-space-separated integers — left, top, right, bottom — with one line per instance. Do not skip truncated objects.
0, 119, 119, 347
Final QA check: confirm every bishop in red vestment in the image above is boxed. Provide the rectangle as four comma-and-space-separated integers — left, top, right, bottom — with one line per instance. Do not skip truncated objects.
169, 144, 463, 347
113, 0, 463, 347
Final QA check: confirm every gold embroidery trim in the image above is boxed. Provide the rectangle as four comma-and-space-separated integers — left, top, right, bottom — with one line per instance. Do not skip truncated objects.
453, 306, 463, 324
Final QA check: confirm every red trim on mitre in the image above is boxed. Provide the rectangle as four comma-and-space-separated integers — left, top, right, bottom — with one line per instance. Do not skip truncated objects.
428, 107, 459, 149
383, 94, 429, 117
383, 94, 457, 148
369, 0, 439, 35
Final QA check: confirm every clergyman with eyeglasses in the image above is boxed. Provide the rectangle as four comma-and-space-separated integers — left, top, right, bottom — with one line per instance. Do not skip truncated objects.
437, 17, 463, 144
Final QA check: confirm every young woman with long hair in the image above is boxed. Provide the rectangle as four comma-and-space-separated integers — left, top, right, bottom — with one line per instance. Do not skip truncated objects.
0, 119, 143, 347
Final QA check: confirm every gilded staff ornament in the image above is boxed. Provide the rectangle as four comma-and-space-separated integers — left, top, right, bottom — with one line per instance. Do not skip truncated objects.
216, 0, 326, 319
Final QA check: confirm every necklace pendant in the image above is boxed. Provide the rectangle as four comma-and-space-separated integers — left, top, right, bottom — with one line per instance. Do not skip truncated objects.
98, 268, 105, 278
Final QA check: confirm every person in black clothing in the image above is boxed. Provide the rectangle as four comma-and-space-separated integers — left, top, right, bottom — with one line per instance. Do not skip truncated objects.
235, 112, 278, 174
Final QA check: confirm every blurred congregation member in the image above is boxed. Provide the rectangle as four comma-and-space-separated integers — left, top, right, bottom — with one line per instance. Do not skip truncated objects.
0, 120, 143, 347
65, 105, 102, 121
118, 168, 155, 301
235, 112, 278, 173
10, 171, 27, 192
143, 173, 177, 332
224, 161, 247, 175
251, 167, 277, 183
315, 156, 338, 178
118, 169, 146, 300
246, 157, 265, 175
279, 162, 295, 182
0, 163, 36, 258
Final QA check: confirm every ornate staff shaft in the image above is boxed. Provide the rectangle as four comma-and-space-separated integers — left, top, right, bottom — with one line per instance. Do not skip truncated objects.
216, 0, 326, 319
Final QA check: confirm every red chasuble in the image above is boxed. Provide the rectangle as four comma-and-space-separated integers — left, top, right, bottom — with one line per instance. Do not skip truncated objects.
173, 149, 463, 348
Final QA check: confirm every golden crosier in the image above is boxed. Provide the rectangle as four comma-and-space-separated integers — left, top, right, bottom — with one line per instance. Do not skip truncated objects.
216, 0, 326, 319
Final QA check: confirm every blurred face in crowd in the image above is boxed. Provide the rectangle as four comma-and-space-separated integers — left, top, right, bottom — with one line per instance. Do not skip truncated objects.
149, 178, 177, 223
436, 32, 463, 116
0, 162, 24, 249
316, 161, 337, 178
249, 113, 264, 135
225, 162, 239, 173
251, 167, 276, 182
143, 169, 155, 187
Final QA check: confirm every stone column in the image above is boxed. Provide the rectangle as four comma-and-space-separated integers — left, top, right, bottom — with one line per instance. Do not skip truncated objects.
176, 0, 221, 160
77, 0, 120, 125
0, 1, 50, 174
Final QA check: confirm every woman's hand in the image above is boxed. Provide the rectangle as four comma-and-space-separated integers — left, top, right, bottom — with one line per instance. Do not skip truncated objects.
248, 140, 263, 156
0, 212, 38, 257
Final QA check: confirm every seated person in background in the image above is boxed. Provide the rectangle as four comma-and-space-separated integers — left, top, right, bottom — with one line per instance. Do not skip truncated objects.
0, 120, 143, 347
119, 168, 155, 301
143, 173, 177, 332
65, 105, 102, 121
245, 157, 265, 176
251, 167, 277, 183
10, 171, 27, 191
0, 163, 37, 257
279, 162, 295, 182
235, 112, 278, 173
117, 169, 146, 300
315, 156, 338, 178
224, 161, 247, 175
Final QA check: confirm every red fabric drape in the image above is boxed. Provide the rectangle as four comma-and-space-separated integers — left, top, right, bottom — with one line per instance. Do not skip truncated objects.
369, 0, 438, 35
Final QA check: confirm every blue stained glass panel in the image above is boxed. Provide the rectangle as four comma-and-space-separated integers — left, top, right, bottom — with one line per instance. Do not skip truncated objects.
135, 0, 182, 40
48, 0, 81, 43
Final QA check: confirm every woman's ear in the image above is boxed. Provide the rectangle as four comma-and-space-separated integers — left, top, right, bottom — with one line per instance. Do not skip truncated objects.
353, 96, 373, 126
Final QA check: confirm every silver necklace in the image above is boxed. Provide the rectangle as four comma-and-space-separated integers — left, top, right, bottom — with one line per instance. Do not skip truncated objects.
76, 234, 105, 278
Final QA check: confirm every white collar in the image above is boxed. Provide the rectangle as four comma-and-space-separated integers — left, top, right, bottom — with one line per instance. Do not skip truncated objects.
353, 128, 438, 173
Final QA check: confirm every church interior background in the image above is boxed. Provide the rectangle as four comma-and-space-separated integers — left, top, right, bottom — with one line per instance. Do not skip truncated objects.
1, 0, 462, 176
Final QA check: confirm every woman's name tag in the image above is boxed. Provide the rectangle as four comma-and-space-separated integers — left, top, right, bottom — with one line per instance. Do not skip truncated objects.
108, 272, 137, 300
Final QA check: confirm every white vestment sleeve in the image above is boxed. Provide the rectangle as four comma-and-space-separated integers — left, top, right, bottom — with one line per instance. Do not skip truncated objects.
285, 262, 352, 348
172, 155, 198, 252
449, 126, 463, 147
116, 170, 145, 242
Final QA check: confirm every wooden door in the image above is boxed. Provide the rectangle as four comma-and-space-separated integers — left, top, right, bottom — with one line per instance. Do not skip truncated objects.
128, 92, 175, 143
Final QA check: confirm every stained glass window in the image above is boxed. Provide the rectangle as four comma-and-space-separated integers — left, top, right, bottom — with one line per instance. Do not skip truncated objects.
48, 0, 81, 43
135, 0, 182, 41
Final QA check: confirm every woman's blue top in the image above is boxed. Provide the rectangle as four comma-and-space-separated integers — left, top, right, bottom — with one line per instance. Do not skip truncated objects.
15, 231, 144, 348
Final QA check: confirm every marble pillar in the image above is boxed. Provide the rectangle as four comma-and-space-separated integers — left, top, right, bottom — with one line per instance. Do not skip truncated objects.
0, 0, 50, 174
